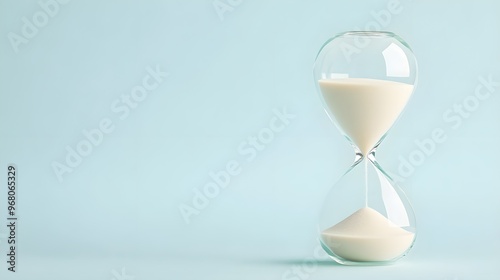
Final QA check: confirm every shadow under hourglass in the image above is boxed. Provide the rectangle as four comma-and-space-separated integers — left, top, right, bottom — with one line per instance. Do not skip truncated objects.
252, 258, 342, 267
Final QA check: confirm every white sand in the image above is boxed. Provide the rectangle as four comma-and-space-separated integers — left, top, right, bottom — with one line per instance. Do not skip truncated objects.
318, 78, 413, 155
321, 207, 414, 262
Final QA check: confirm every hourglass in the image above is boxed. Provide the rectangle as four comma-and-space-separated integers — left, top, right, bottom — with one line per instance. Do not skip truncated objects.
313, 31, 417, 265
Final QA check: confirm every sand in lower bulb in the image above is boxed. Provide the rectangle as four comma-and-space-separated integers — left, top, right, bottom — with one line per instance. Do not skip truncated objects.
321, 207, 415, 262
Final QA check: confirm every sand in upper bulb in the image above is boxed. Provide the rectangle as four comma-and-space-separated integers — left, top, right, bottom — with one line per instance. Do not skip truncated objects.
318, 78, 413, 156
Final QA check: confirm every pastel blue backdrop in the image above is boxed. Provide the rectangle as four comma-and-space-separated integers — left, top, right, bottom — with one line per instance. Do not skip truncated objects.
0, 0, 499, 279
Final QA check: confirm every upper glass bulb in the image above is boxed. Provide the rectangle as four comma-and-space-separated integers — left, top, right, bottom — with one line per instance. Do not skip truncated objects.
313, 31, 417, 156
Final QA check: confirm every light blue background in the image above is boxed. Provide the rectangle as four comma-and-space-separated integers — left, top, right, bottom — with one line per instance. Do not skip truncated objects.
0, 0, 499, 279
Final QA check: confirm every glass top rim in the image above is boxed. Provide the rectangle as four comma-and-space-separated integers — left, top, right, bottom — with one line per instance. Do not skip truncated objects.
338, 31, 396, 37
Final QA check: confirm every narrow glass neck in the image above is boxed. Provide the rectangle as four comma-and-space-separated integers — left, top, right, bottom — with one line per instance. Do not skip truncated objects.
352, 148, 377, 168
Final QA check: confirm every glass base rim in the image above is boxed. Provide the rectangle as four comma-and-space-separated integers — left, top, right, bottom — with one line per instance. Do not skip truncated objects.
320, 240, 414, 266
327, 255, 401, 266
